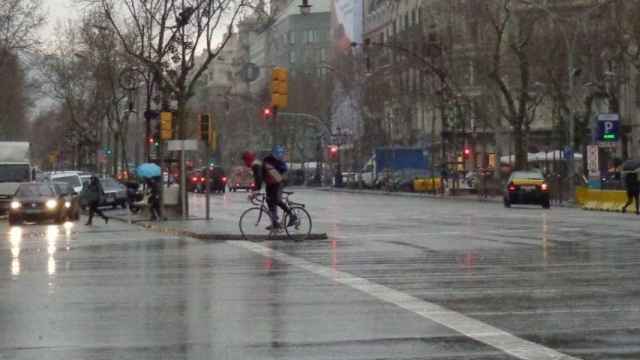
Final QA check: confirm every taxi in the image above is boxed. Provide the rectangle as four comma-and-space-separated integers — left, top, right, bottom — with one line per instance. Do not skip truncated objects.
503, 170, 550, 209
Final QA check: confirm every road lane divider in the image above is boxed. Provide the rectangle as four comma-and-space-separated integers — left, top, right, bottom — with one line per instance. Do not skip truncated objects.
233, 240, 582, 360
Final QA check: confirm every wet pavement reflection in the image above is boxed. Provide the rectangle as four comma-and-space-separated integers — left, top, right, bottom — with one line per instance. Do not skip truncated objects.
0, 190, 639, 359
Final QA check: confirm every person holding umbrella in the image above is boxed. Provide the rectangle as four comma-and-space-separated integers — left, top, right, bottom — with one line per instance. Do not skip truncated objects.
136, 163, 163, 221
621, 160, 640, 215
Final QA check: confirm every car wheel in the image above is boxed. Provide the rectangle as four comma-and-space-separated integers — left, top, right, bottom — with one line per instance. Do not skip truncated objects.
121, 202, 127, 209
55, 213, 65, 225
503, 198, 511, 208
542, 201, 551, 209
8, 215, 22, 226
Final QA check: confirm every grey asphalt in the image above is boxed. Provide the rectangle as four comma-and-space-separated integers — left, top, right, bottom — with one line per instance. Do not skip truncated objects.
0, 189, 639, 359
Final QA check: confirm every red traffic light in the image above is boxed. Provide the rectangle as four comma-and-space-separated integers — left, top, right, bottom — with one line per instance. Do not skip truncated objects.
148, 137, 155, 144
263, 107, 273, 118
329, 145, 338, 154
463, 147, 471, 159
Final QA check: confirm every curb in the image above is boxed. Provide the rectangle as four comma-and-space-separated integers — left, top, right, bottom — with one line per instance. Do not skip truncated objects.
111, 215, 328, 241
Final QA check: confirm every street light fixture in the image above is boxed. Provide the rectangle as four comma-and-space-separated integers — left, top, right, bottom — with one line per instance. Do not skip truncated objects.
299, 0, 312, 15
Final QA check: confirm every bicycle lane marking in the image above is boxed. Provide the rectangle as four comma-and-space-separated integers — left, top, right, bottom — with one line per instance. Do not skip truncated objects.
232, 240, 582, 360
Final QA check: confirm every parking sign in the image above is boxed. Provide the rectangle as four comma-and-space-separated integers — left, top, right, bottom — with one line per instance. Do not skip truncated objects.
596, 113, 620, 144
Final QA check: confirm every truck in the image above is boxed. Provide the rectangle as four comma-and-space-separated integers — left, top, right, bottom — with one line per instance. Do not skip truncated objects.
0, 142, 32, 215
360, 147, 428, 188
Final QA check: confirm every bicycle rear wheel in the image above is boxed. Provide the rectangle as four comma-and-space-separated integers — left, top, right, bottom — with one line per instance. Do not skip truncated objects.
239, 207, 274, 240
284, 206, 312, 241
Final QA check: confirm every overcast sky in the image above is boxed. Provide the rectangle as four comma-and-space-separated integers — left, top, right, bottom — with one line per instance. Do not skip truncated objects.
40, 0, 80, 43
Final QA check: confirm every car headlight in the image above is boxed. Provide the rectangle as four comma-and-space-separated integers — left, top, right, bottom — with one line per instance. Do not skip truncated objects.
46, 199, 58, 209
64, 201, 71, 208
10, 201, 21, 210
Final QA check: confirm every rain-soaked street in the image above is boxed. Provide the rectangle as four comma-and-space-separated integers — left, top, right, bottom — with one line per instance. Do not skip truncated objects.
1, 189, 639, 359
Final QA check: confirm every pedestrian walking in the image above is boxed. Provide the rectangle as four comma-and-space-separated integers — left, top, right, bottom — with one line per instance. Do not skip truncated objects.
85, 176, 109, 225
622, 171, 640, 215
147, 177, 162, 221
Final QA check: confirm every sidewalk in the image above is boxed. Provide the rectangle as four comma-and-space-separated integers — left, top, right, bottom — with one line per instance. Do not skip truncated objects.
318, 187, 577, 208
109, 208, 328, 241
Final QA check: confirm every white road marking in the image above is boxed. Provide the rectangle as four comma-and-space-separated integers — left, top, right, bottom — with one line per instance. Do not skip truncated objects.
233, 241, 582, 360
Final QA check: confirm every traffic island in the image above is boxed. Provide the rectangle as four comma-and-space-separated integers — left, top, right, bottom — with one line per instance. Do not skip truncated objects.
577, 187, 629, 213
110, 213, 328, 242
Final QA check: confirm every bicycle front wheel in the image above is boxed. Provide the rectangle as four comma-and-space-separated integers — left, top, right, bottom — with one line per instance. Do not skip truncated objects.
284, 206, 312, 241
239, 207, 274, 240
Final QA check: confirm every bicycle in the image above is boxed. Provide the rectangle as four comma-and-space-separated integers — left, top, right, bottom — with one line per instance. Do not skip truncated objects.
238, 191, 312, 241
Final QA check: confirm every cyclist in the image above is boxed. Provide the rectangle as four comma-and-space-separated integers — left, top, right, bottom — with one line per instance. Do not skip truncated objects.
242, 150, 297, 230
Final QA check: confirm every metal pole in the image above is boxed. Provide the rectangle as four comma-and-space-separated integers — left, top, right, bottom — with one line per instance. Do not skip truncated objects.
159, 141, 165, 221
205, 174, 211, 220
180, 146, 187, 220
568, 42, 576, 202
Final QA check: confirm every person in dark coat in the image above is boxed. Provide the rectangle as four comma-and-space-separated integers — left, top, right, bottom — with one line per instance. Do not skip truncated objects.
85, 176, 109, 225
622, 171, 640, 214
147, 177, 162, 221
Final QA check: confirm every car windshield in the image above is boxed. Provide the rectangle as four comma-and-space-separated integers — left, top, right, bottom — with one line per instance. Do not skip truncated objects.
512, 171, 544, 180
0, 164, 30, 183
53, 175, 81, 188
54, 183, 72, 195
16, 184, 54, 197
101, 178, 121, 189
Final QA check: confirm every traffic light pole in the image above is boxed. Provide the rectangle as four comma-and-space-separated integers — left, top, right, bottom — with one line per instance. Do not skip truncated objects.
272, 107, 279, 148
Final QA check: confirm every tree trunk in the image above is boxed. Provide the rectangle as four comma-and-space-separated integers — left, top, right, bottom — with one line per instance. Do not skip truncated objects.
176, 96, 188, 217
513, 125, 528, 170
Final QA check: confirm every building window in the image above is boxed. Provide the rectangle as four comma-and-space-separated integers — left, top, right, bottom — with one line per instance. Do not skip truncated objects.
288, 31, 295, 45
289, 51, 297, 64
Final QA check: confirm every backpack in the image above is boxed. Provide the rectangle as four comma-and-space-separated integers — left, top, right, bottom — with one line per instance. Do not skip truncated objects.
263, 156, 287, 185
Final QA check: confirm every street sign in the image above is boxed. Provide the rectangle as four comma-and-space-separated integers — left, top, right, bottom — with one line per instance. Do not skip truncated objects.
240, 62, 260, 83
587, 145, 600, 177
596, 113, 620, 145
167, 140, 198, 151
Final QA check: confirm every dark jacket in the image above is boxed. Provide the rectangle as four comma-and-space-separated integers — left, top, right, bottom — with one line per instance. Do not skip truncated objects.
625, 172, 639, 193
85, 179, 105, 203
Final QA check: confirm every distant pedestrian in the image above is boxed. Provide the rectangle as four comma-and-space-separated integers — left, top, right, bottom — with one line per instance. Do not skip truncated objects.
622, 171, 640, 215
85, 176, 109, 225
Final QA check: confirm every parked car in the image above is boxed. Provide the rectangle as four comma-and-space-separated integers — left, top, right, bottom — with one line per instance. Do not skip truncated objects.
100, 177, 128, 209
229, 166, 254, 192
8, 182, 67, 225
51, 181, 81, 221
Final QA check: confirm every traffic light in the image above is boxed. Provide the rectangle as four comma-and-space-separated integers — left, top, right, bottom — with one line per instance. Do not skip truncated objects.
200, 113, 211, 142
263, 107, 273, 120
271, 67, 288, 109
328, 145, 338, 159
160, 112, 173, 140
463, 147, 471, 160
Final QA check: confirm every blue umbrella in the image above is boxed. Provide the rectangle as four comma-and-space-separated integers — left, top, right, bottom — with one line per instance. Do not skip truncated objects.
136, 163, 161, 178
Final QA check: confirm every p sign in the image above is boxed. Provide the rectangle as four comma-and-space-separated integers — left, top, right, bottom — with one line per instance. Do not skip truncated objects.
597, 113, 620, 143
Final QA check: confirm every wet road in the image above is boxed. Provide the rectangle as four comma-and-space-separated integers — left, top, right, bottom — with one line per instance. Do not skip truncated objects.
1, 190, 640, 359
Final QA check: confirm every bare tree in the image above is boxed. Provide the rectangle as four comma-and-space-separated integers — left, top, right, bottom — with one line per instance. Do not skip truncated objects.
0, 51, 28, 139
0, 0, 44, 66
